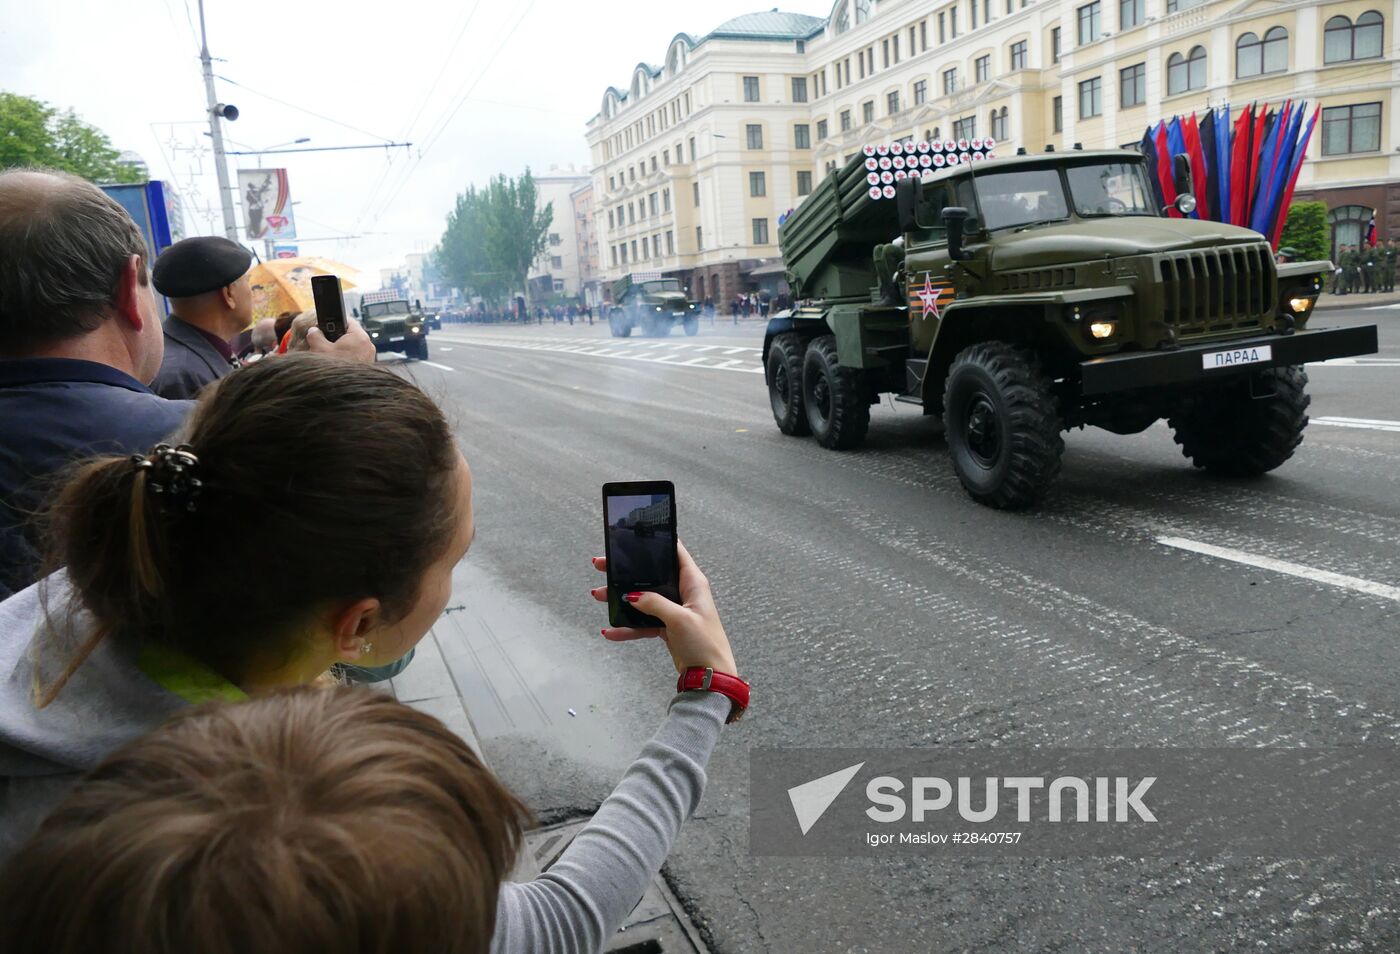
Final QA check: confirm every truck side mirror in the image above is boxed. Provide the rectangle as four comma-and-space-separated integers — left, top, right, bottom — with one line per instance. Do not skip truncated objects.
895, 177, 920, 234
941, 206, 974, 261
1172, 153, 1194, 201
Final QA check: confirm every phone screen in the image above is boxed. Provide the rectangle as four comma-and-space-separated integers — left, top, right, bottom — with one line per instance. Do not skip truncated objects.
310, 274, 347, 342
602, 481, 679, 628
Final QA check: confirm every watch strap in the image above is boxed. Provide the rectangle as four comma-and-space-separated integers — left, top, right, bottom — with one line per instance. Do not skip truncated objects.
677, 666, 749, 724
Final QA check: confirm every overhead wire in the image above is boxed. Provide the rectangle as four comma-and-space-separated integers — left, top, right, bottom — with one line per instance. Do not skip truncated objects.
215, 76, 398, 143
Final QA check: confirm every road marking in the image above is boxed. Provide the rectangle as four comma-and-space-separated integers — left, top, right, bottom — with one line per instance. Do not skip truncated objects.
716, 358, 745, 368
1312, 416, 1400, 433
1309, 358, 1400, 367
1157, 536, 1400, 603
426, 335, 767, 374
682, 356, 711, 365
437, 347, 454, 352
420, 361, 457, 372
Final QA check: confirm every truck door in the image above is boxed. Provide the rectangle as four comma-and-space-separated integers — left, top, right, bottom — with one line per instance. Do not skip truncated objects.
903, 179, 960, 355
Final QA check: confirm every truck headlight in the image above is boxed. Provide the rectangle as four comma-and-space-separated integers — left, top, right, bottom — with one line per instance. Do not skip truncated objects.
1287, 297, 1315, 315
655, 306, 662, 311
1089, 321, 1116, 339
370, 332, 380, 339
410, 325, 422, 334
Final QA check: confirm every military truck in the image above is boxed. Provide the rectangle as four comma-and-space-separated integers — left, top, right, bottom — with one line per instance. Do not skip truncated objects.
765, 142, 1379, 509
609, 271, 701, 337
355, 289, 429, 361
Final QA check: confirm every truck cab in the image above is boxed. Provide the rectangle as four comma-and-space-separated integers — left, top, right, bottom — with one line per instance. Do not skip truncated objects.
609, 272, 702, 337
356, 291, 430, 361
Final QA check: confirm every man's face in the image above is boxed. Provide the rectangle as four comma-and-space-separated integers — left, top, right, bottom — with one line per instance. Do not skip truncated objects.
230, 273, 254, 327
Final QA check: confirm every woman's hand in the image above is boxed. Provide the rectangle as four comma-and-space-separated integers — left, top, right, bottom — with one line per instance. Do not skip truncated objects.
591, 541, 738, 677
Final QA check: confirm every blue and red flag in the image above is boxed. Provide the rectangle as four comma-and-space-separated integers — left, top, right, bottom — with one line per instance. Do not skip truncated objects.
1270, 106, 1320, 248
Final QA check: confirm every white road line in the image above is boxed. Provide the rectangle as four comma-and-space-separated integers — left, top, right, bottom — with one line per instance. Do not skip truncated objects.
1309, 358, 1400, 367
423, 336, 766, 374
1157, 536, 1400, 603
682, 356, 712, 365
715, 358, 745, 368
1312, 416, 1400, 433
437, 347, 454, 352
420, 361, 457, 372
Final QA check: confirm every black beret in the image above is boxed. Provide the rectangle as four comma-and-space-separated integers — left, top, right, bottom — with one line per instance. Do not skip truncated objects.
152, 237, 253, 298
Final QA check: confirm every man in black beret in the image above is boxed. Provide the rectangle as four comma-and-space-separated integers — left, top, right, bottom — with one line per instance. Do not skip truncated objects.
149, 236, 255, 400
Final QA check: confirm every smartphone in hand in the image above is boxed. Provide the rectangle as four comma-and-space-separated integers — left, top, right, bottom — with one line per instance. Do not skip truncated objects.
602, 480, 680, 628
309, 274, 347, 342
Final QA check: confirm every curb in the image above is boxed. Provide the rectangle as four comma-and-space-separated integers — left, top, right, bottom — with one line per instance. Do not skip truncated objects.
1316, 296, 1400, 312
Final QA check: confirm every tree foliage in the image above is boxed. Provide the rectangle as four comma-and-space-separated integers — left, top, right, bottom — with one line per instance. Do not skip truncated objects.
1279, 201, 1330, 263
0, 92, 143, 183
435, 168, 552, 303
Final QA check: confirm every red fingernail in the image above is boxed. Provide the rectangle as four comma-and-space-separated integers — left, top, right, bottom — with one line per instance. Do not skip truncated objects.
625, 592, 641, 603
600, 628, 607, 635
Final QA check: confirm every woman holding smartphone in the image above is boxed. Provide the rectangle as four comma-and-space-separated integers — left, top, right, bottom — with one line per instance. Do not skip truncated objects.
0, 355, 745, 952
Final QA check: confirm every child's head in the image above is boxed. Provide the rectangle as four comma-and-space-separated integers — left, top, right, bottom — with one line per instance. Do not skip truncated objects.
0, 687, 531, 954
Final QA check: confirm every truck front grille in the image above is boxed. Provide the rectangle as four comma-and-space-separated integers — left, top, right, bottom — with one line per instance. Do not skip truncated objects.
1158, 245, 1275, 336
1003, 267, 1077, 291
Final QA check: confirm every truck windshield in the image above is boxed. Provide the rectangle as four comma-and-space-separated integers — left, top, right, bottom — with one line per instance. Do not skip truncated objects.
1066, 162, 1156, 217
364, 301, 410, 318
642, 280, 682, 294
973, 169, 1070, 230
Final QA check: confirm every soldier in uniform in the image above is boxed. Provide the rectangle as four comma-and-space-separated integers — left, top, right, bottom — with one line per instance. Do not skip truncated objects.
1342, 245, 1359, 295
1384, 239, 1397, 293
1362, 244, 1378, 294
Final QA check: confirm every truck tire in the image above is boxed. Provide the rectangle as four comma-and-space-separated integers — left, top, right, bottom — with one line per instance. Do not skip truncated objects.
407, 337, 429, 361
1168, 366, 1310, 476
943, 342, 1064, 509
767, 333, 810, 436
609, 315, 631, 337
683, 315, 699, 336
803, 335, 869, 449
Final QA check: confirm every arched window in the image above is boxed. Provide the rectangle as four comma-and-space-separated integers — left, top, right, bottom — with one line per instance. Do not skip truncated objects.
990, 106, 1009, 141
1237, 27, 1287, 77
1329, 205, 1373, 260
1263, 27, 1288, 73
1326, 12, 1384, 63
833, 2, 850, 34
855, 0, 872, 24
1167, 45, 1206, 95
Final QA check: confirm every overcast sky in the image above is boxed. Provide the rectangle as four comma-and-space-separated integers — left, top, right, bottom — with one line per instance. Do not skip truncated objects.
0, 0, 825, 278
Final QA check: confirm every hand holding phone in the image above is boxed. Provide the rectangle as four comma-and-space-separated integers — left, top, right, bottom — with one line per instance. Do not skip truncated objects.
601, 481, 680, 628
309, 274, 347, 343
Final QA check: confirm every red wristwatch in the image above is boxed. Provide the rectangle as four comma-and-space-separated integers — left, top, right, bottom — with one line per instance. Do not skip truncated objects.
677, 667, 749, 724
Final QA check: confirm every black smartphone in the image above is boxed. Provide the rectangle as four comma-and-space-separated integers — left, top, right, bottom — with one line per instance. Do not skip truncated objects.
602, 480, 680, 628
310, 274, 347, 342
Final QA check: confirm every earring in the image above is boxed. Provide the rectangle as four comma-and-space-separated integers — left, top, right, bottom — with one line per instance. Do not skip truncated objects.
359, 642, 374, 656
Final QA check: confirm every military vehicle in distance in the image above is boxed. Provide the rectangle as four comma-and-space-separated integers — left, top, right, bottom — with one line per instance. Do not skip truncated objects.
765, 142, 1379, 509
356, 289, 429, 361
609, 271, 701, 337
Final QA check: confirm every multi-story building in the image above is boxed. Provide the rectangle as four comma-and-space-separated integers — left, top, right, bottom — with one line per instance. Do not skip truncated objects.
586, 0, 1400, 297
571, 182, 603, 307
528, 166, 591, 302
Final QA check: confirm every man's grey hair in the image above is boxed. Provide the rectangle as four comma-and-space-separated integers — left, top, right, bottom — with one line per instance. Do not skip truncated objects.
0, 168, 150, 355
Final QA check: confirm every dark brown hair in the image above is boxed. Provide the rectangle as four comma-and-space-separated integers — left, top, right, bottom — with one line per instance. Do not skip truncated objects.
43, 354, 459, 694
0, 168, 149, 354
0, 687, 532, 954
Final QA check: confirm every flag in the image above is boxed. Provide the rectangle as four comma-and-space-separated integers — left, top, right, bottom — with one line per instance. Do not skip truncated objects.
1250, 101, 1292, 235
1199, 109, 1220, 223
1214, 105, 1232, 228
1154, 123, 1180, 216
1230, 104, 1254, 226
1367, 215, 1377, 247
1183, 112, 1210, 220
1257, 103, 1305, 242
1270, 105, 1320, 249
1244, 105, 1270, 224
1141, 124, 1163, 208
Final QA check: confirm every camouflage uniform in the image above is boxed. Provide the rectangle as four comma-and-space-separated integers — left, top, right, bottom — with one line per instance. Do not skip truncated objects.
1342, 246, 1360, 295
1383, 240, 1397, 293
1362, 246, 1378, 294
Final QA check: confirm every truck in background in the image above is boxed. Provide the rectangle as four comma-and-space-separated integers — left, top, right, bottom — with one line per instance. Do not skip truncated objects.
609, 271, 701, 337
350, 289, 430, 360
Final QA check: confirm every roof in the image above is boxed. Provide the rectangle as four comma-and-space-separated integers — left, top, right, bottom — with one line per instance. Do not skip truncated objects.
919, 148, 1144, 185
706, 10, 827, 40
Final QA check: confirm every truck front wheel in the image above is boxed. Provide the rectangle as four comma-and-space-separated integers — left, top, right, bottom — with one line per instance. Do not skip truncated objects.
1168, 366, 1310, 476
609, 314, 631, 337
767, 333, 810, 436
943, 342, 1064, 509
803, 335, 869, 449
683, 315, 699, 336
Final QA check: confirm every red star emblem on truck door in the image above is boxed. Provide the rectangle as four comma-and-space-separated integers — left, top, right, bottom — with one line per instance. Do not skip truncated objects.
917, 273, 941, 319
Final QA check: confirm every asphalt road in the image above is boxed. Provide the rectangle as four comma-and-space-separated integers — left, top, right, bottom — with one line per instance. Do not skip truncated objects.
395, 306, 1400, 953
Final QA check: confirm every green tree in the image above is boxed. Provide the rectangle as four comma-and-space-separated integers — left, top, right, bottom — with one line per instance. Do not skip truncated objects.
1279, 201, 1330, 263
436, 168, 552, 305
0, 92, 143, 183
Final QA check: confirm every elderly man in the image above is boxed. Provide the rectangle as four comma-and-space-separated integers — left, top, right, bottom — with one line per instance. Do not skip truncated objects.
0, 169, 374, 600
150, 236, 255, 399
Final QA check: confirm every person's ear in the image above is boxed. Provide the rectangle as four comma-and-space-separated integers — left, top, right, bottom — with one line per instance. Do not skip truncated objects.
113, 255, 148, 331
330, 597, 382, 661
222, 283, 237, 310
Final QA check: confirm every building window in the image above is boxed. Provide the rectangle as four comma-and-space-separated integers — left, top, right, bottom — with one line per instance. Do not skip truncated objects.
549, 232, 561, 246
607, 210, 614, 229
1078, 2, 1102, 45
1078, 77, 1102, 117
1165, 0, 1204, 9
631, 241, 637, 260
1237, 27, 1288, 78
628, 204, 635, 224
887, 90, 901, 115
1119, 62, 1146, 107
609, 175, 616, 190
951, 6, 959, 36
913, 79, 928, 105
1053, 95, 1063, 132
953, 115, 977, 140
666, 231, 674, 254
750, 171, 767, 197
795, 123, 811, 148
972, 0, 979, 30
792, 76, 808, 102
662, 150, 670, 165
746, 124, 764, 149
689, 136, 696, 160
943, 67, 959, 95
817, 118, 829, 140
663, 188, 671, 211
611, 246, 618, 266
1167, 45, 1206, 95
1324, 13, 1384, 64
620, 244, 627, 264
921, 19, 928, 50
1119, 0, 1142, 30
797, 170, 813, 195
1052, 26, 1062, 63
743, 76, 760, 101
696, 226, 703, 250
863, 100, 875, 123
1010, 40, 1027, 70
648, 193, 658, 216
1322, 102, 1382, 155
551, 255, 563, 269
693, 182, 700, 206
753, 218, 770, 245
990, 106, 1008, 140
840, 110, 852, 132
975, 55, 990, 83
882, 38, 890, 68
939, 11, 947, 42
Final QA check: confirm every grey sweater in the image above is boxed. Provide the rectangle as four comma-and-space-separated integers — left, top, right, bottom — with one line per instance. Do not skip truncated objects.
0, 572, 731, 952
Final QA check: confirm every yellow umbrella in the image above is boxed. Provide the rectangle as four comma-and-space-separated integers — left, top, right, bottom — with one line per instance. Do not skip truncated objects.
248, 256, 364, 322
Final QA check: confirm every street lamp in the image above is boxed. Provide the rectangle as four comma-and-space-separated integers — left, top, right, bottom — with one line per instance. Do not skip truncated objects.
255, 137, 310, 168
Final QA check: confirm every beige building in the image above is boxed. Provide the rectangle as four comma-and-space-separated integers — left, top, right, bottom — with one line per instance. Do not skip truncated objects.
570, 181, 603, 306
586, 0, 1400, 299
528, 166, 591, 301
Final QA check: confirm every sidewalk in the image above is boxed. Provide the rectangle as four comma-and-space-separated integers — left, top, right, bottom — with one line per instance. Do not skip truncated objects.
1316, 290, 1400, 311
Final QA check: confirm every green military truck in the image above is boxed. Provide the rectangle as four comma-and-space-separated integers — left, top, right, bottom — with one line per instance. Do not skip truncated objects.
355, 289, 430, 361
609, 271, 702, 337
765, 142, 1379, 509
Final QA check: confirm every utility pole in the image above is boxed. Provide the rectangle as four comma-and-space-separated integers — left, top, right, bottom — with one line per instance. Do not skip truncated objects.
198, 0, 239, 240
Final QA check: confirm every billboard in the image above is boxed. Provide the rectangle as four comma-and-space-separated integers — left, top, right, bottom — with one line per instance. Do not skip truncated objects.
238, 168, 296, 241
272, 243, 299, 259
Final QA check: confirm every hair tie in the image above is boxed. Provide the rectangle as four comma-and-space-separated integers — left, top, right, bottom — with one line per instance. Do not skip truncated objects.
130, 443, 203, 513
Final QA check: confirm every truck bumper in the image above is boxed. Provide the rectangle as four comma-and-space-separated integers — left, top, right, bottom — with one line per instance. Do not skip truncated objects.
1079, 325, 1379, 396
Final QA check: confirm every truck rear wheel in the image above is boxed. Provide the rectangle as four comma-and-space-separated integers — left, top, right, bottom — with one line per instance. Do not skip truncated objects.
1168, 366, 1310, 476
406, 337, 429, 361
767, 333, 810, 436
803, 335, 869, 449
943, 342, 1064, 509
